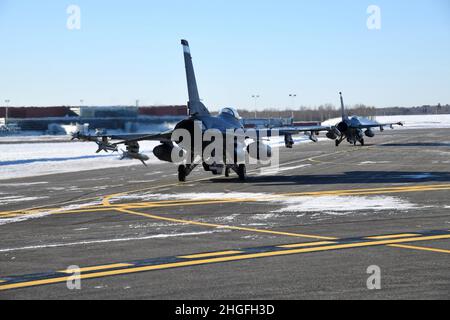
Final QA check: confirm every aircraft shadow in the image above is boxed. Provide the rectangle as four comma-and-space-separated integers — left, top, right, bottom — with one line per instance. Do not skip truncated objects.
0, 154, 113, 167
212, 171, 450, 186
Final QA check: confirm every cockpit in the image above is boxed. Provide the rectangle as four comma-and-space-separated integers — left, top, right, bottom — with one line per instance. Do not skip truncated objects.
220, 107, 241, 120
350, 116, 361, 126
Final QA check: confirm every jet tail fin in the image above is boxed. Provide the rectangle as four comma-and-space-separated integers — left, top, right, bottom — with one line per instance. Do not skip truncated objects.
181, 40, 210, 116
339, 92, 347, 121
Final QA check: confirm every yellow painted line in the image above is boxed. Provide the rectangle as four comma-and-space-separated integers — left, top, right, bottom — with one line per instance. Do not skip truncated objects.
388, 244, 450, 254
366, 234, 420, 240
117, 208, 336, 240
2, 234, 450, 292
59, 263, 133, 274
0, 214, 19, 218
179, 251, 243, 259
279, 241, 337, 248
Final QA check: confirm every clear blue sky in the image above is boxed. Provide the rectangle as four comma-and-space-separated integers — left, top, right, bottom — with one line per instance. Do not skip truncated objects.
0, 0, 449, 110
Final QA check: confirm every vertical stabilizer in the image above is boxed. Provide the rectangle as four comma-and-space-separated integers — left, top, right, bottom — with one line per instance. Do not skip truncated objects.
181, 40, 210, 116
339, 92, 347, 121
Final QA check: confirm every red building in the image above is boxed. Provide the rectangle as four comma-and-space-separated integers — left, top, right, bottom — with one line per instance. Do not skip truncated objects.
0, 107, 72, 118
139, 105, 187, 117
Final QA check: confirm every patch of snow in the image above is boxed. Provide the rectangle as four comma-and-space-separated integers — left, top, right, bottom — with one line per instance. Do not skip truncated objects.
112, 192, 269, 203
0, 201, 101, 226
0, 141, 161, 181
0, 182, 49, 187
271, 196, 418, 213
112, 192, 420, 218
359, 161, 390, 165
258, 164, 311, 176
251, 213, 280, 220
215, 214, 240, 223
0, 195, 49, 206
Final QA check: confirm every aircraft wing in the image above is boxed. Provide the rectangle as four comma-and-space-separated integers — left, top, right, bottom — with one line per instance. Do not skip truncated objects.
269, 125, 337, 144
355, 122, 404, 129
230, 125, 338, 146
73, 130, 173, 145
272, 125, 335, 135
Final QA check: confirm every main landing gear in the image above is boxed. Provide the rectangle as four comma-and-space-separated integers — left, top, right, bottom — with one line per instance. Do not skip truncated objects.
225, 164, 247, 181
178, 164, 197, 182
178, 163, 247, 182
335, 136, 344, 147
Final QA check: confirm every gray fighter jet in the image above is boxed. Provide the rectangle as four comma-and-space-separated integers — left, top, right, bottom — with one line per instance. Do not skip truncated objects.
73, 40, 338, 182
334, 92, 403, 147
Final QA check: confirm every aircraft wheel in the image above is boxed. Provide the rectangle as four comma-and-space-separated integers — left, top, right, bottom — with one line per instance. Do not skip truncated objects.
335, 140, 340, 147
361, 139, 365, 146
237, 164, 247, 181
225, 167, 230, 177
178, 165, 187, 182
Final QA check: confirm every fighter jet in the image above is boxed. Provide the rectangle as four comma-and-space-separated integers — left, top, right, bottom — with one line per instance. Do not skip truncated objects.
73, 40, 339, 182
334, 92, 403, 147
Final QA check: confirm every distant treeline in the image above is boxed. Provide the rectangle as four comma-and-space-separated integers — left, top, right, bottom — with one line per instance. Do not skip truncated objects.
238, 104, 450, 121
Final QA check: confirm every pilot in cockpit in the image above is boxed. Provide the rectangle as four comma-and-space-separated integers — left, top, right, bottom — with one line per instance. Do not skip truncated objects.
219, 107, 242, 120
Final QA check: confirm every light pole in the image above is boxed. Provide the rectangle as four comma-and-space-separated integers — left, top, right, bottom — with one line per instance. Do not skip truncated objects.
4, 99, 10, 127
289, 94, 297, 108
252, 95, 260, 118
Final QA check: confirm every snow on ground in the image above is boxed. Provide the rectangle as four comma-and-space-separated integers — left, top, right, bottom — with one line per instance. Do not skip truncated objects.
111, 192, 421, 216
322, 114, 450, 129
111, 192, 270, 203
0, 195, 49, 206
0, 141, 161, 181
376, 114, 450, 129
0, 201, 102, 226
270, 195, 418, 214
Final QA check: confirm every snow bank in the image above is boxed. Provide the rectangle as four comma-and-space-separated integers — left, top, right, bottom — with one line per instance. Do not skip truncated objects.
0, 141, 161, 181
